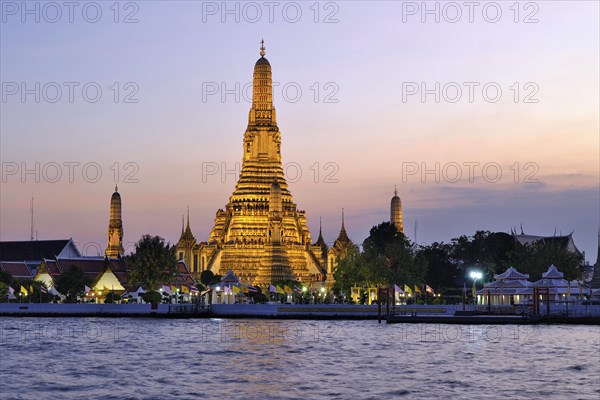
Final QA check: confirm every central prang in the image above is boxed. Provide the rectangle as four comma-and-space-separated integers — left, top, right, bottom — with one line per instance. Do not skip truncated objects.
187, 42, 326, 288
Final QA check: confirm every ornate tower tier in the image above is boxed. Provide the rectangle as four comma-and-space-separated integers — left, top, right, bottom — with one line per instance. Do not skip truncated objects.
105, 186, 124, 258
200, 42, 324, 287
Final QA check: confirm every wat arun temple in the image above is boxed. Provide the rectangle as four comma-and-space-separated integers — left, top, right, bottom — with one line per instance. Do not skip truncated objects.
175, 42, 403, 288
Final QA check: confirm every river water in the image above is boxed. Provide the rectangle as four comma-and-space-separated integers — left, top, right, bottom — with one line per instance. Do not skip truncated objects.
0, 318, 598, 399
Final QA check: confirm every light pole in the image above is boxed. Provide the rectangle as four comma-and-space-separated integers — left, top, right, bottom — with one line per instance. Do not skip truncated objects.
469, 271, 482, 305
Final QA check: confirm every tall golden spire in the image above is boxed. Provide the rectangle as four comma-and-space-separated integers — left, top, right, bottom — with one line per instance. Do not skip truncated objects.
202, 44, 321, 287
248, 39, 276, 129
106, 186, 124, 257
391, 186, 403, 234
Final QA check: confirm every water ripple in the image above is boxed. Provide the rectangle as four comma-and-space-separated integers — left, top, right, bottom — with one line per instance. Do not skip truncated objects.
0, 318, 599, 399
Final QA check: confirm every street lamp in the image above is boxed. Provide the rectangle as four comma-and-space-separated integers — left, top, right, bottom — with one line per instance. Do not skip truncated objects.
469, 271, 482, 304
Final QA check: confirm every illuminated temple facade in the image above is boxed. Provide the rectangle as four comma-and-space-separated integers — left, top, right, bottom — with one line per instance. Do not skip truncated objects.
177, 43, 325, 287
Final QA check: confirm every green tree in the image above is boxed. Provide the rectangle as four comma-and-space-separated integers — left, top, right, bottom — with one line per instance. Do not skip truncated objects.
332, 246, 364, 293
127, 235, 177, 291
383, 237, 427, 287
418, 242, 458, 290
0, 270, 12, 285
141, 290, 162, 304
0, 271, 13, 302
104, 291, 122, 304
200, 270, 222, 286
449, 231, 518, 281
514, 241, 584, 280
54, 265, 91, 303
333, 222, 427, 297
28, 280, 51, 303
362, 221, 400, 255
0, 282, 8, 302
362, 222, 426, 286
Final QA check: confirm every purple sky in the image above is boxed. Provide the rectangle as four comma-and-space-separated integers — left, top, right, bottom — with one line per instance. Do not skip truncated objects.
1, 1, 599, 263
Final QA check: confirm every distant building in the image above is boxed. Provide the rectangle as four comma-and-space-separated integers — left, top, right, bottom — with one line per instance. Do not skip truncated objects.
390, 186, 403, 234
326, 209, 358, 287
477, 264, 588, 305
105, 186, 124, 258
511, 228, 580, 254
176, 210, 197, 273
476, 266, 533, 305
3, 187, 197, 302
0, 239, 81, 275
314, 218, 328, 268
0, 262, 33, 279
175, 42, 324, 286
591, 231, 600, 290
35, 257, 108, 290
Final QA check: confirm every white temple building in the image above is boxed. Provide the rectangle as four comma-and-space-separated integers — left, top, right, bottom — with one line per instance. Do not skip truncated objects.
476, 267, 532, 305
477, 265, 589, 306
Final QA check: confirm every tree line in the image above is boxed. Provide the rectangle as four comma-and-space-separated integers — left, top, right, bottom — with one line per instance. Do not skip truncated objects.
333, 222, 585, 299
1, 229, 585, 304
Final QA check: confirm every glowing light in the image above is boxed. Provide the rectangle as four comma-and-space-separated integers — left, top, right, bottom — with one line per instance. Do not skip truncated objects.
469, 271, 483, 281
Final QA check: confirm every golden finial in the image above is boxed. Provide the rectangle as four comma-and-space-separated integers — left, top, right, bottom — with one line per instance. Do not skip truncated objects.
394, 185, 398, 196
260, 39, 265, 57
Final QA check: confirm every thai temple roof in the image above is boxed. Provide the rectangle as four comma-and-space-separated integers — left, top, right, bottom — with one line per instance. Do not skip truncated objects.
221, 269, 240, 284
511, 227, 580, 254
333, 209, 352, 248
0, 261, 32, 278
534, 278, 569, 287
57, 258, 107, 278
0, 239, 80, 262
482, 279, 533, 289
479, 264, 589, 296
179, 209, 196, 243
534, 265, 570, 287
494, 266, 529, 280
542, 264, 564, 279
